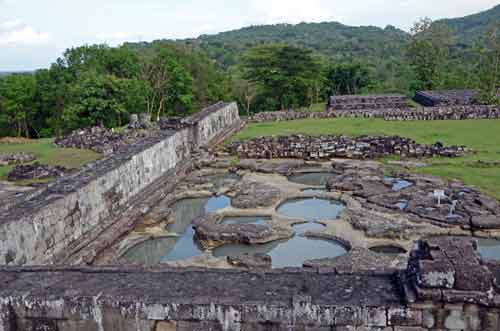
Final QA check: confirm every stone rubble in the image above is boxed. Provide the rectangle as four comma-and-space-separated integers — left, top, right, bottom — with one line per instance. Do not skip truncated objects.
229, 135, 467, 160
0, 152, 36, 166
7, 162, 69, 181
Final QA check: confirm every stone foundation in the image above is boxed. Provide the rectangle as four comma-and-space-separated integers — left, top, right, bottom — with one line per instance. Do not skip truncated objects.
1, 237, 500, 330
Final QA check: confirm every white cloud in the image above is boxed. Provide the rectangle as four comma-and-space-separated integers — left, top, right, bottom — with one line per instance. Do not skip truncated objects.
0, 19, 49, 46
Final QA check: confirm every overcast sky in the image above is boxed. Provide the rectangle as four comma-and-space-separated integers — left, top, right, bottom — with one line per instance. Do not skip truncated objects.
1, 0, 498, 71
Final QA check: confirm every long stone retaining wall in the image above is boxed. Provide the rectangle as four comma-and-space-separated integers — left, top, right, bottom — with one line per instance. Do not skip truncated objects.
0, 102, 241, 266
248, 105, 500, 123
1, 237, 499, 330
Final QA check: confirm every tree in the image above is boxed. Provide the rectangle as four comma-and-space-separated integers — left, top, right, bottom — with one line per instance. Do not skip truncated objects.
476, 22, 500, 104
242, 44, 321, 110
407, 18, 453, 90
140, 47, 194, 120
64, 73, 137, 129
0, 74, 37, 137
324, 63, 372, 96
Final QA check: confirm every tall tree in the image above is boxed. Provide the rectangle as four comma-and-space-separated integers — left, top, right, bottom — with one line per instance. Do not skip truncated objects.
477, 22, 500, 104
324, 63, 373, 96
0, 74, 37, 137
242, 44, 321, 110
407, 18, 453, 90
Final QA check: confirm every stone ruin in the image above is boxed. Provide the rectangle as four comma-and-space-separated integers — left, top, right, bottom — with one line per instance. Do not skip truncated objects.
2, 237, 500, 330
327, 93, 410, 111
414, 89, 481, 107
229, 134, 466, 160
7, 162, 69, 181
0, 152, 36, 166
249, 105, 500, 123
3, 100, 500, 330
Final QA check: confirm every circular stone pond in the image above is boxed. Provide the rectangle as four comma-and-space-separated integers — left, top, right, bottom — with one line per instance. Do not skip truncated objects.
122, 195, 231, 265
277, 198, 345, 222
212, 222, 347, 268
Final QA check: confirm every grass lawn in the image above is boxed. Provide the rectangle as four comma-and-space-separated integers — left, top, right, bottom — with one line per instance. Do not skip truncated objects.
0, 139, 101, 183
233, 118, 500, 200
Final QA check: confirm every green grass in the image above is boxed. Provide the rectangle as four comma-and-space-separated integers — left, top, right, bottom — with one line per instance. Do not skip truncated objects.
233, 118, 500, 200
0, 139, 101, 183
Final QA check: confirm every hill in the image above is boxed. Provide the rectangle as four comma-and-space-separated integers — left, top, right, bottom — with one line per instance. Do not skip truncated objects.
178, 22, 410, 68
437, 4, 500, 45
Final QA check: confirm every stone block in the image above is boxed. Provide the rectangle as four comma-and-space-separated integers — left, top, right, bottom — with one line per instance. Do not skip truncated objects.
444, 310, 466, 330
333, 307, 363, 326
417, 260, 455, 289
388, 308, 422, 326
454, 264, 493, 292
482, 311, 499, 331
463, 304, 481, 331
365, 307, 387, 327
57, 320, 100, 331
177, 320, 224, 331
422, 310, 435, 329
156, 321, 177, 331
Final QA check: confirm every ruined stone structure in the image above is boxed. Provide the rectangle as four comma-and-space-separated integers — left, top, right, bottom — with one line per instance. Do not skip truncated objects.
414, 90, 480, 107
328, 94, 410, 110
229, 135, 466, 160
1, 237, 500, 330
3, 99, 500, 330
0, 102, 241, 266
248, 105, 500, 123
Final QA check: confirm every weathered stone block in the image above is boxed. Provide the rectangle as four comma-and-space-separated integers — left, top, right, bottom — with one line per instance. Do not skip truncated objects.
57, 319, 99, 331
388, 308, 422, 326
333, 307, 363, 326
177, 320, 223, 331
156, 321, 177, 331
444, 310, 467, 330
417, 260, 455, 289
365, 307, 387, 327
454, 264, 493, 292
422, 310, 435, 329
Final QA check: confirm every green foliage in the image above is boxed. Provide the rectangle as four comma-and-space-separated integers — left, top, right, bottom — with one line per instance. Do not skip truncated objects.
407, 18, 453, 90
242, 44, 321, 110
324, 63, 373, 96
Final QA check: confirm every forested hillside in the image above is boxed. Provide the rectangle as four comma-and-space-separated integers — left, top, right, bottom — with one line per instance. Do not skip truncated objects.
438, 4, 500, 45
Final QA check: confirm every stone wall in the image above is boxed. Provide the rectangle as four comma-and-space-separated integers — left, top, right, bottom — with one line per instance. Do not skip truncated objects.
414, 90, 480, 107
229, 135, 466, 160
1, 237, 499, 330
328, 93, 410, 110
248, 105, 500, 123
0, 102, 241, 266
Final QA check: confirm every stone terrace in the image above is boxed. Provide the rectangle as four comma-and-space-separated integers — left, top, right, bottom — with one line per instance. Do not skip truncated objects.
414, 90, 480, 107
328, 94, 410, 111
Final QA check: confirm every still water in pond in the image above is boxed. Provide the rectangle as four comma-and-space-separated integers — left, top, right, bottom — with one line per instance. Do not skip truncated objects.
288, 172, 336, 186
384, 177, 413, 191
477, 238, 500, 260
213, 222, 347, 268
277, 198, 345, 221
122, 196, 230, 265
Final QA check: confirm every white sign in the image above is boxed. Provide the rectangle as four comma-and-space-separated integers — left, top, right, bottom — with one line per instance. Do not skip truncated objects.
434, 190, 446, 206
